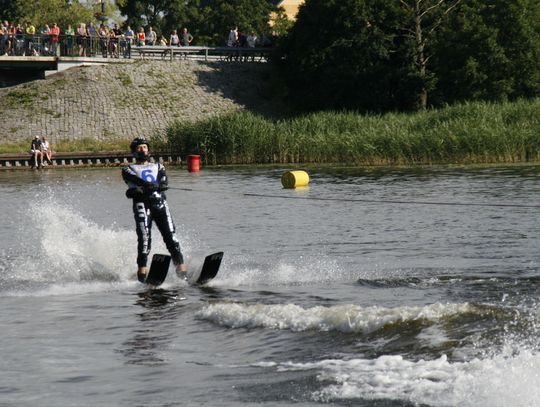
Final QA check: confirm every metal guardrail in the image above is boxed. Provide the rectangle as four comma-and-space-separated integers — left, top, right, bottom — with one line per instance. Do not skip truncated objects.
0, 34, 272, 62
0, 34, 134, 58
133, 45, 271, 62
0, 151, 182, 169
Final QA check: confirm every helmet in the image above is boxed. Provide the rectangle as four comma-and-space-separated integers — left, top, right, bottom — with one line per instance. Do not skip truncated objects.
130, 137, 150, 153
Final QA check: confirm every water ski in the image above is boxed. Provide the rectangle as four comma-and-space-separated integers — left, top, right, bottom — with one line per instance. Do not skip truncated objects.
190, 251, 223, 286
144, 253, 171, 286
143, 252, 223, 287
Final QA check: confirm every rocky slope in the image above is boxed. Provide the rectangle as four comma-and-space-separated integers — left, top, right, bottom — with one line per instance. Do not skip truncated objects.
0, 60, 281, 145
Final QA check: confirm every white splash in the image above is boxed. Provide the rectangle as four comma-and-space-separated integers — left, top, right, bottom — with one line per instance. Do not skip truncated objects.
3, 198, 153, 295
6, 281, 138, 297
29, 200, 135, 282
263, 348, 540, 407
216, 255, 349, 287
45, 207, 130, 268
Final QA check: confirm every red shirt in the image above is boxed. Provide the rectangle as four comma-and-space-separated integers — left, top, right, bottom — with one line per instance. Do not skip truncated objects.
50, 26, 60, 42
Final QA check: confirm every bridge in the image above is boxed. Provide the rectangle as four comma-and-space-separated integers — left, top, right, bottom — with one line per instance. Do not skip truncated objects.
0, 56, 58, 87
0, 44, 271, 87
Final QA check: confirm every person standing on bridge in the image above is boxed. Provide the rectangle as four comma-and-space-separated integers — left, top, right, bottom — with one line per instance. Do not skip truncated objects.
181, 28, 193, 46
0, 23, 6, 55
227, 26, 238, 47
24, 21, 35, 56
64, 24, 75, 56
122, 137, 188, 282
50, 23, 60, 56
146, 26, 157, 46
123, 25, 134, 58
136, 27, 145, 46
180, 28, 193, 59
170, 30, 179, 46
77, 23, 88, 56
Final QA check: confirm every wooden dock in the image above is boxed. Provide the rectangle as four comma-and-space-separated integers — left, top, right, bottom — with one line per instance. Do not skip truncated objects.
0, 151, 182, 169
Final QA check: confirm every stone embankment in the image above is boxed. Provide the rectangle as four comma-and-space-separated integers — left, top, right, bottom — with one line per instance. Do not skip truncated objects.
0, 60, 280, 145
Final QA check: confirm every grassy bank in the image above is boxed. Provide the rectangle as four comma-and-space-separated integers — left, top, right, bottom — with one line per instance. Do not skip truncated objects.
156, 98, 540, 165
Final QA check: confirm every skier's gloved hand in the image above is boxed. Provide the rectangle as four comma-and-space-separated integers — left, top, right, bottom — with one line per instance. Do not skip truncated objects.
125, 187, 144, 199
143, 181, 156, 193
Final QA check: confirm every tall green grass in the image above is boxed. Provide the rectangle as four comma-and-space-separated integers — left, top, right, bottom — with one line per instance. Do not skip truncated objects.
157, 98, 540, 165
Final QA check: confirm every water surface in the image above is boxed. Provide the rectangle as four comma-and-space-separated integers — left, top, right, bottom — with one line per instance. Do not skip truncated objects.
1, 165, 539, 406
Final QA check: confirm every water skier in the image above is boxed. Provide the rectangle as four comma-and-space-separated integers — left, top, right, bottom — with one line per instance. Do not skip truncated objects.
122, 137, 188, 282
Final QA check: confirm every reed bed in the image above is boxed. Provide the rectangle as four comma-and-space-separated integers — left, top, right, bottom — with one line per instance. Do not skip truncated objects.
159, 98, 540, 165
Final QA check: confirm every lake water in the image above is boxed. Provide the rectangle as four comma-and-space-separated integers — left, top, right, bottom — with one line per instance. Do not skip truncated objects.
0, 165, 539, 406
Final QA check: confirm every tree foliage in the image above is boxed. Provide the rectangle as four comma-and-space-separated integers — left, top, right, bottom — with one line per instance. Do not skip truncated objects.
398, 0, 463, 109
118, 0, 175, 34
279, 0, 540, 112
280, 0, 413, 111
432, 0, 540, 104
270, 7, 294, 37
161, 1, 207, 41
118, 0, 276, 45
2, 0, 118, 29
20, 0, 96, 29
201, 0, 275, 45
0, 0, 23, 22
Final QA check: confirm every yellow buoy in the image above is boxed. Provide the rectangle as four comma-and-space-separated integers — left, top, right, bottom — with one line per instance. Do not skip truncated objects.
281, 170, 310, 189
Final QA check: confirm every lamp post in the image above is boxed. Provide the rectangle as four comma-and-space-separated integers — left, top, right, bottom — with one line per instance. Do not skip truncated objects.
95, 0, 107, 23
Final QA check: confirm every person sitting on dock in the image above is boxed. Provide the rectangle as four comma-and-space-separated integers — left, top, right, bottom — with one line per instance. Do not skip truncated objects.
30, 135, 43, 168
41, 136, 52, 165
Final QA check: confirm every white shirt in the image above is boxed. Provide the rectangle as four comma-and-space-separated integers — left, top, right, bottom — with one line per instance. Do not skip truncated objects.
227, 30, 237, 47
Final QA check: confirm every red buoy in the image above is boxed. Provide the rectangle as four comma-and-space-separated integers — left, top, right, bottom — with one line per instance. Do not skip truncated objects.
187, 154, 201, 172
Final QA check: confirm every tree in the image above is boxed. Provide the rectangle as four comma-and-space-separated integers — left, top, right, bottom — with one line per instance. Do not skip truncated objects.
2, 0, 118, 29
161, 0, 207, 43
117, 0, 170, 34
20, 0, 97, 28
270, 6, 294, 37
279, 0, 412, 111
398, 0, 462, 109
0, 0, 22, 22
117, 0, 276, 45
432, 0, 540, 104
201, 0, 275, 45
278, 0, 540, 112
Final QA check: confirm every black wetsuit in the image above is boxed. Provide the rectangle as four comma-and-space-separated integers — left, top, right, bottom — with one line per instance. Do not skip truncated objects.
122, 162, 184, 268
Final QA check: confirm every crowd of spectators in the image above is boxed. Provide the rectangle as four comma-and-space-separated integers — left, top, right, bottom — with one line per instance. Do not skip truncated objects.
0, 20, 277, 58
0, 20, 62, 56
227, 26, 276, 48
0, 20, 137, 58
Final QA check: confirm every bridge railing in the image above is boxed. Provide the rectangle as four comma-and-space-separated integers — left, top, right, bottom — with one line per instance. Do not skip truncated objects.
0, 34, 272, 62
132, 45, 271, 62
1, 34, 142, 58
